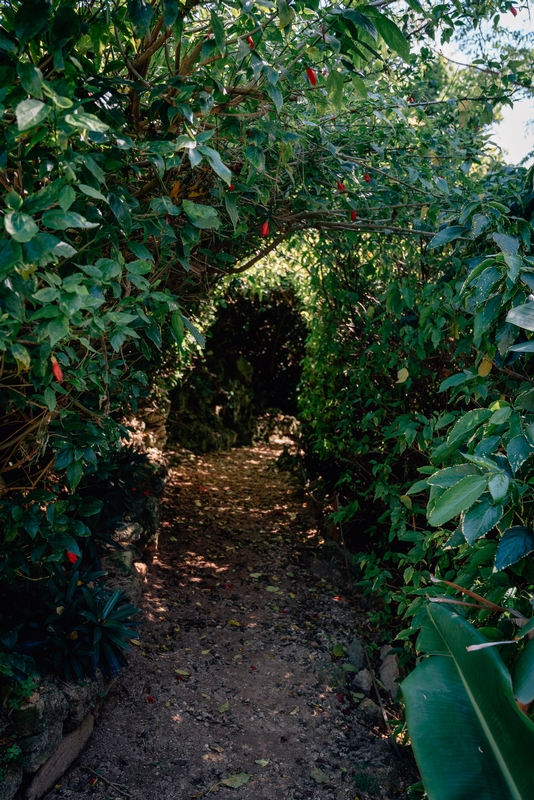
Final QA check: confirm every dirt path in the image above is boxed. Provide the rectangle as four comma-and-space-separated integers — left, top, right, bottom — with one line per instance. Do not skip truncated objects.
44, 442, 417, 800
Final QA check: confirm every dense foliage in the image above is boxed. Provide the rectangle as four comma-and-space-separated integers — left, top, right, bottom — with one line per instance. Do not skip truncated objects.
2, 0, 534, 793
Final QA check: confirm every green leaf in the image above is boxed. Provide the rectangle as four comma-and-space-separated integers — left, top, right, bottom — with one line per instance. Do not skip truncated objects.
197, 145, 232, 185
492, 232, 519, 255
17, 62, 44, 99
332, 643, 344, 658
59, 185, 76, 211
246, 144, 265, 173
78, 184, 108, 202
171, 310, 184, 345
4, 212, 39, 242
182, 200, 220, 229
427, 476, 488, 527
11, 343, 31, 371
402, 604, 534, 800
221, 773, 250, 788
150, 196, 181, 216
163, 0, 178, 27
127, 0, 154, 37
496, 527, 534, 571
342, 9, 378, 39
447, 409, 493, 445
265, 83, 283, 112
326, 71, 344, 110
43, 386, 56, 411
47, 316, 70, 346
462, 499, 502, 544
210, 10, 225, 53
506, 303, 534, 332
488, 472, 510, 503
514, 638, 534, 705
16, 98, 51, 131
41, 211, 98, 230
371, 13, 410, 61
276, 0, 294, 29
427, 465, 479, 489
427, 226, 465, 250
506, 435, 534, 475
224, 193, 239, 228
0, 239, 22, 272
64, 112, 109, 133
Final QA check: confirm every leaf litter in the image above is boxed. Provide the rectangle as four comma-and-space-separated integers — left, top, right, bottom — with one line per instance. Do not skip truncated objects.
42, 441, 419, 800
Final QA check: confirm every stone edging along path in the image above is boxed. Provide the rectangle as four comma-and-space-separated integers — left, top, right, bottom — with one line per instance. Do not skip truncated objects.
37, 441, 418, 800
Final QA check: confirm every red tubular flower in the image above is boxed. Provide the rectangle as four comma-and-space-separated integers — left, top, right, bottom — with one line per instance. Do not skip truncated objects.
66, 551, 77, 564
336, 181, 346, 192
51, 357, 63, 383
306, 67, 317, 87
351, 210, 357, 221
247, 36, 254, 49
510, 5, 518, 15
364, 173, 371, 183
260, 220, 270, 237
146, 695, 155, 703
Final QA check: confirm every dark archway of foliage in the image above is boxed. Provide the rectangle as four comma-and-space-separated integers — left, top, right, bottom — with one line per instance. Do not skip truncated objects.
167, 282, 307, 452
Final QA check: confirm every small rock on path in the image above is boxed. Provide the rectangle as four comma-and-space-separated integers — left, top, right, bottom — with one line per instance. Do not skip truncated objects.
44, 442, 417, 800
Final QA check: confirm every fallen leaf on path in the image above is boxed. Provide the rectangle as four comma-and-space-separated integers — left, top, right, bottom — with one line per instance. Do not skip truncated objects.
130, 639, 142, 646
332, 644, 344, 658
310, 765, 329, 784
221, 773, 250, 789
218, 701, 230, 713
266, 586, 279, 593
342, 663, 358, 672
175, 669, 190, 677
255, 759, 270, 767
249, 573, 262, 579
228, 619, 242, 627
210, 744, 224, 753
289, 706, 299, 715
202, 649, 211, 655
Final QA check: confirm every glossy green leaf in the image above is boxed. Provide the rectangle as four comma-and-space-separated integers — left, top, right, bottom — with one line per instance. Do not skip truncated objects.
427, 476, 487, 527
462, 499, 502, 544
495, 527, 534, 571
197, 146, 232, 185
402, 604, 534, 800
427, 464, 479, 489
506, 304, 534, 332
488, 472, 510, 503
4, 211, 38, 242
182, 200, 220, 229
16, 98, 50, 131
427, 226, 465, 250
514, 638, 534, 705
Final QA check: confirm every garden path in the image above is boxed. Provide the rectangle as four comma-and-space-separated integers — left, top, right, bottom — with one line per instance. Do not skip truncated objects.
44, 441, 417, 800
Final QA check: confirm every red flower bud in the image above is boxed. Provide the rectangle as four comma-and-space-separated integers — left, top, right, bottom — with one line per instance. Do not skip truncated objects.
66, 551, 77, 564
510, 5, 518, 15
364, 173, 371, 183
260, 220, 270, 237
408, 96, 415, 103
51, 357, 63, 383
306, 67, 317, 87
229, 184, 235, 190
250, 664, 256, 671
351, 210, 357, 221
247, 36, 254, 49
336, 181, 346, 192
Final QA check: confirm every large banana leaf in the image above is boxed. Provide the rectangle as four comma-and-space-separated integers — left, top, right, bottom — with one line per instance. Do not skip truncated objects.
402, 604, 534, 800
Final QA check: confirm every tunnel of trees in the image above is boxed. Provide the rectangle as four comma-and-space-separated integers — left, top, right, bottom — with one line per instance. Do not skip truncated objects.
2, 0, 534, 795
